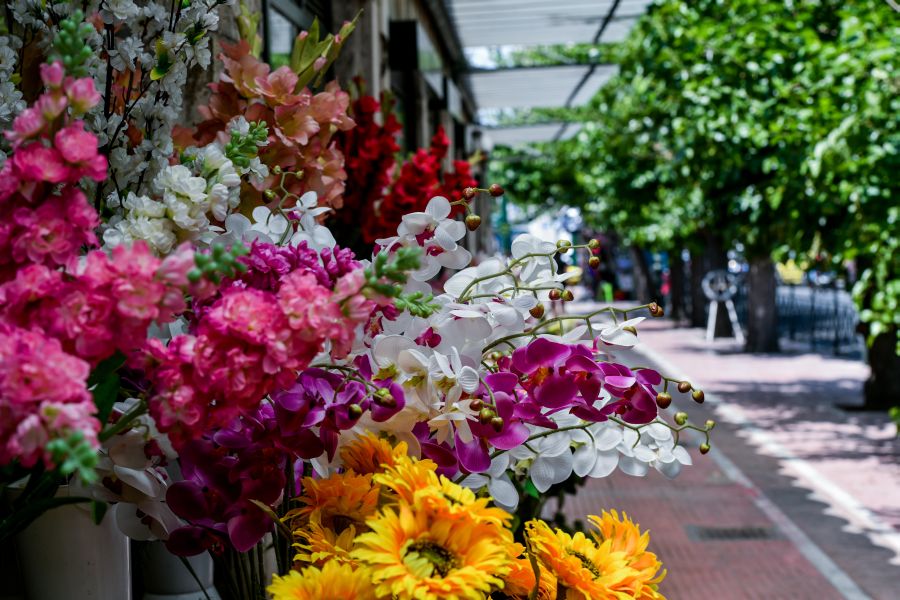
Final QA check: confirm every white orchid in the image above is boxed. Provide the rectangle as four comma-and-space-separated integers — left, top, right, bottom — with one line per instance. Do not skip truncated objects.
618, 421, 693, 479
597, 316, 646, 348
288, 191, 336, 250
394, 196, 471, 280
461, 453, 519, 511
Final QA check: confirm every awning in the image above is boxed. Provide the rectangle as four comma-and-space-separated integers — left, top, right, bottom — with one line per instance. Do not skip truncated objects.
447, 0, 656, 145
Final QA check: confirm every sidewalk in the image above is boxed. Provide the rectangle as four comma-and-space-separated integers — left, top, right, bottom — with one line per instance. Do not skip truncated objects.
560, 316, 900, 599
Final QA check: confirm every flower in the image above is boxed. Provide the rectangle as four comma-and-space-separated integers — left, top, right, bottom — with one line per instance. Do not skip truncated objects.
352, 500, 511, 600
525, 519, 637, 600
286, 471, 380, 533
460, 453, 519, 511
588, 511, 666, 599
339, 431, 409, 475
268, 561, 377, 600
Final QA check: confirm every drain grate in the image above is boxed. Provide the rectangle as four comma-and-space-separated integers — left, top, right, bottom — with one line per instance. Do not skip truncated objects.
685, 525, 780, 541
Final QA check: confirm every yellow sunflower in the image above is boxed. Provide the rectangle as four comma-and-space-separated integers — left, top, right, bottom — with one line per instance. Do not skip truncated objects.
415, 474, 513, 529
293, 520, 358, 567
352, 501, 512, 600
589, 511, 666, 599
284, 471, 380, 534
525, 519, 640, 600
268, 560, 377, 600
340, 431, 410, 474
373, 454, 440, 503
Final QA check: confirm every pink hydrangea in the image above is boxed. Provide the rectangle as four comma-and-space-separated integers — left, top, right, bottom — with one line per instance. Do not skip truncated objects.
0, 323, 98, 469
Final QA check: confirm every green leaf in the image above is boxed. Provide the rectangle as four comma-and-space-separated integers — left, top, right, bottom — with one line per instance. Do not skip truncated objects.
524, 479, 540, 499
90, 500, 109, 525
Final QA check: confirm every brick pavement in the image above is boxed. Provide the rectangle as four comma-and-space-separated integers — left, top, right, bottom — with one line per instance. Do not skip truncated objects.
559, 315, 900, 599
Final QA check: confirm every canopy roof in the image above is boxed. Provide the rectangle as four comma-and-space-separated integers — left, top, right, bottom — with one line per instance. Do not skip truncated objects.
446, 0, 655, 146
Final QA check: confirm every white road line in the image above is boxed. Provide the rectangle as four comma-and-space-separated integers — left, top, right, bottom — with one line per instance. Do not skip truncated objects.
633, 342, 876, 600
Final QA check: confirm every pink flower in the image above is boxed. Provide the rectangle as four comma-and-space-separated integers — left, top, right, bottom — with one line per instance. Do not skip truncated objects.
6, 107, 45, 147
65, 77, 102, 114
12, 143, 69, 183
8, 189, 99, 267
255, 66, 300, 105
54, 122, 107, 182
40, 61, 65, 88
36, 93, 68, 121
274, 99, 320, 146
0, 323, 98, 470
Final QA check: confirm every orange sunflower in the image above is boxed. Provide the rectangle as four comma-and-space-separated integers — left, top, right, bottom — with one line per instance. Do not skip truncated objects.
525, 519, 640, 600
340, 431, 410, 474
268, 560, 377, 600
352, 500, 512, 600
373, 453, 440, 503
284, 470, 380, 533
589, 511, 666, 599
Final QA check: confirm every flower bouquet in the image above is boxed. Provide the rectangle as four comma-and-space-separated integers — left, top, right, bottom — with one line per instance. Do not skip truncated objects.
0, 5, 714, 600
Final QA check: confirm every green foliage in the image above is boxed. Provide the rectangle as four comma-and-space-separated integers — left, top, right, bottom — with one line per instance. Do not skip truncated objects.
46, 431, 98, 483
365, 247, 439, 318
49, 10, 94, 77
290, 14, 360, 90
224, 121, 269, 169
499, 0, 899, 350
189, 243, 249, 284
482, 42, 621, 69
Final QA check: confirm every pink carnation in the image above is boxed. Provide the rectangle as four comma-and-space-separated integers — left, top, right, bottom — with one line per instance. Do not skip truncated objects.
0, 323, 98, 469
11, 143, 69, 183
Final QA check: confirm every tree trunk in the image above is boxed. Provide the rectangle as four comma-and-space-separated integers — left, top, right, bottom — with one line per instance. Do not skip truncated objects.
863, 331, 900, 409
746, 256, 779, 352
630, 246, 654, 303
669, 249, 685, 323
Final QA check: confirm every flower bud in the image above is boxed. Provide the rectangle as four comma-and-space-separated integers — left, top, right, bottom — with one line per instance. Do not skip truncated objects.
548, 289, 562, 301
273, 165, 283, 175
588, 256, 600, 269
648, 302, 664, 317
488, 183, 504, 197
587, 238, 600, 250
623, 325, 637, 335
465, 214, 482, 231
655, 392, 672, 409
556, 239, 572, 250
529, 304, 545, 319
463, 187, 477, 199
705, 419, 716, 430
374, 388, 396, 408
348, 403, 363, 419
490, 416, 504, 432
469, 399, 483, 412
677, 381, 692, 394
264, 189, 276, 200
478, 408, 496, 425
561, 289, 574, 302
691, 390, 705, 404
699, 442, 711, 455
674, 412, 688, 426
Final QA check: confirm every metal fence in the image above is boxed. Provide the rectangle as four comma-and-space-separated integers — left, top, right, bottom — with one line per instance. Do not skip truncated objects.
728, 283, 864, 356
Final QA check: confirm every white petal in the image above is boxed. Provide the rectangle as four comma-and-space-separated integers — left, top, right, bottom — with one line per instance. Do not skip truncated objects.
299, 191, 318, 209
426, 196, 451, 220
442, 220, 466, 241
411, 258, 442, 281
460, 473, 489, 490
488, 476, 519, 509
657, 459, 683, 479
251, 205, 270, 223
572, 444, 597, 477
530, 452, 574, 493
438, 247, 472, 270
457, 366, 480, 393
433, 226, 458, 251
589, 451, 619, 478
618, 455, 650, 477
673, 445, 693, 466
444, 268, 477, 297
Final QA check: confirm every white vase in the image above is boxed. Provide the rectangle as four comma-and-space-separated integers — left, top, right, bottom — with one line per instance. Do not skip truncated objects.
15, 487, 131, 599
141, 542, 220, 600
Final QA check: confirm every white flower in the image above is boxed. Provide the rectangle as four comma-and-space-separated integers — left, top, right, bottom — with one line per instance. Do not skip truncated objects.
444, 257, 513, 299
396, 196, 471, 280
618, 421, 692, 478
288, 191, 336, 250
461, 453, 519, 511
102, 0, 140, 23
511, 233, 558, 282
597, 317, 645, 348
572, 420, 623, 479
249, 205, 290, 242
155, 164, 210, 231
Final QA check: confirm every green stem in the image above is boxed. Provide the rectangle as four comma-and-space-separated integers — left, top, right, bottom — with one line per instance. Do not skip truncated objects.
98, 400, 147, 442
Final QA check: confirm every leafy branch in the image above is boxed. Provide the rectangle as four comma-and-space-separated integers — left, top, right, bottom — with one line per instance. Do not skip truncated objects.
364, 247, 439, 317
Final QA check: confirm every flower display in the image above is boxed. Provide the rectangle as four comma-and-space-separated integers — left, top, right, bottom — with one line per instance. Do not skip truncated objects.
0, 11, 715, 600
